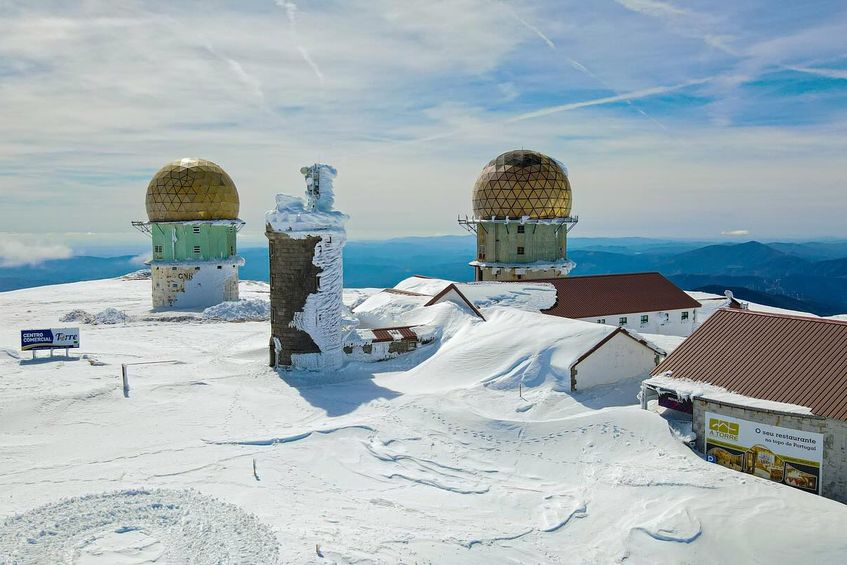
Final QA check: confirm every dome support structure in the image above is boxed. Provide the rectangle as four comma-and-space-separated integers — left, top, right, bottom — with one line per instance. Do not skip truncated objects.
460, 149, 580, 282
132, 158, 245, 310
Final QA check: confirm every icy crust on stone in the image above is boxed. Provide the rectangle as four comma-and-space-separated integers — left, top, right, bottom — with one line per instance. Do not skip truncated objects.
469, 258, 576, 276
645, 373, 814, 415
149, 256, 246, 267
266, 194, 348, 236
291, 231, 348, 371
265, 164, 348, 236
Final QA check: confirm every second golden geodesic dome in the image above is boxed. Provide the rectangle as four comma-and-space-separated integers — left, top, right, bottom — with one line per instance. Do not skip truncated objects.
472, 150, 572, 219
145, 158, 239, 222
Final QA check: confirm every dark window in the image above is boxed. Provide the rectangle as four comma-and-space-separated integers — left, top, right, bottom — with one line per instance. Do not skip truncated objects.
193, 245, 201, 254
517, 246, 525, 255
516, 274, 522, 280
641, 315, 649, 324
597, 319, 605, 324
517, 225, 525, 233
681, 311, 689, 321
217, 265, 222, 270
154, 245, 163, 254
619, 317, 628, 326
193, 226, 200, 234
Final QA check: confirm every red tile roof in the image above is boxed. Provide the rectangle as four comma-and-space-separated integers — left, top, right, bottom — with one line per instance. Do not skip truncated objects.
369, 326, 419, 343
541, 272, 701, 319
652, 309, 847, 420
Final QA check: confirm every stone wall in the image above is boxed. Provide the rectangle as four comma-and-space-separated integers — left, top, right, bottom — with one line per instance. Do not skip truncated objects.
267, 232, 322, 367
693, 397, 847, 503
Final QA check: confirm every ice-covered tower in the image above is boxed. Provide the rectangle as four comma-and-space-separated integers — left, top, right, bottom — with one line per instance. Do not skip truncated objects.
458, 150, 578, 281
132, 158, 244, 309
266, 164, 348, 370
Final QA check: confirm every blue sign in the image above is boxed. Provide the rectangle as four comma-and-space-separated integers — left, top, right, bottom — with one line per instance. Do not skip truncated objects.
21, 328, 80, 351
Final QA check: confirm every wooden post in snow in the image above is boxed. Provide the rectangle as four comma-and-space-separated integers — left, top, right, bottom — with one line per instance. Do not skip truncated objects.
121, 364, 129, 398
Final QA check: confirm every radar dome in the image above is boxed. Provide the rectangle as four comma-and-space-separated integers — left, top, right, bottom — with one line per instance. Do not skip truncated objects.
472, 150, 572, 219
146, 158, 239, 222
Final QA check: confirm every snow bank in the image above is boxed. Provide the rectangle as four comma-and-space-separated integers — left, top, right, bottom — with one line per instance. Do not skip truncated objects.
394, 276, 557, 312
120, 269, 151, 280
645, 373, 814, 414
93, 307, 131, 325
60, 308, 130, 325
60, 309, 95, 324
0, 489, 279, 563
203, 299, 270, 322
353, 291, 430, 328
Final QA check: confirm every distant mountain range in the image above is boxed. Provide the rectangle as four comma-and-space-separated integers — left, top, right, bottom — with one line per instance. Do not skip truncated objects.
2, 237, 846, 315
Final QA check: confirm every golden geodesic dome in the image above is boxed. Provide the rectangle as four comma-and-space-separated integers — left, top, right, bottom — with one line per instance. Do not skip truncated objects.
145, 158, 239, 222
472, 150, 572, 219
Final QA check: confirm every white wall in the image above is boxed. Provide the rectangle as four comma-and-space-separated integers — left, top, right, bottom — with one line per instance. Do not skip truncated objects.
152, 262, 239, 309
572, 332, 660, 389
579, 307, 698, 337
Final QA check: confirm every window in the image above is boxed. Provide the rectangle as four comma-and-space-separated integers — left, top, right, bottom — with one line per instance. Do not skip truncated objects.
597, 319, 606, 324
517, 225, 525, 234
154, 245, 163, 254
517, 246, 525, 255
230, 246, 234, 255
619, 317, 628, 326
193, 245, 201, 254
641, 314, 649, 325
516, 274, 522, 280
681, 311, 689, 321
192, 226, 200, 234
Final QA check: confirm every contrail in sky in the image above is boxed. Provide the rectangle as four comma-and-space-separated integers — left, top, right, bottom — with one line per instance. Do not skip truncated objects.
276, 1, 325, 83
404, 77, 713, 146
502, 2, 666, 128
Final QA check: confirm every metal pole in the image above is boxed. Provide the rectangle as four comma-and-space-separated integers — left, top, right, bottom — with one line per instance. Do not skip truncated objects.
121, 364, 129, 398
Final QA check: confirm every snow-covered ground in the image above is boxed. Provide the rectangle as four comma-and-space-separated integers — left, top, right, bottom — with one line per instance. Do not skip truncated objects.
1, 278, 846, 564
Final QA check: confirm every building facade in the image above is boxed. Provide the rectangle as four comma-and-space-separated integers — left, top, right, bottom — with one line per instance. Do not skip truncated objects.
134, 158, 244, 309
540, 272, 703, 337
460, 150, 578, 281
643, 309, 847, 502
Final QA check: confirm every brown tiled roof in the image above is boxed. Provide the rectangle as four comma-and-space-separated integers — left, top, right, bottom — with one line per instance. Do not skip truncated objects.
652, 309, 847, 420
541, 272, 701, 319
370, 326, 418, 343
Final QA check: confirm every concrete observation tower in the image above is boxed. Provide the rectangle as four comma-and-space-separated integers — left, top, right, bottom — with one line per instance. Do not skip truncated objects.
266, 164, 348, 371
459, 150, 578, 281
133, 158, 244, 309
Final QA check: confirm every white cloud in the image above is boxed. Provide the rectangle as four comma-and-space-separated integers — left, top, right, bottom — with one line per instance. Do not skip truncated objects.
0, 238, 73, 267
0, 1, 844, 241
721, 230, 750, 237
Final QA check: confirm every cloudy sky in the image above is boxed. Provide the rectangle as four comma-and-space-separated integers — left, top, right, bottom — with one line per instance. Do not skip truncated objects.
1, 0, 846, 257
